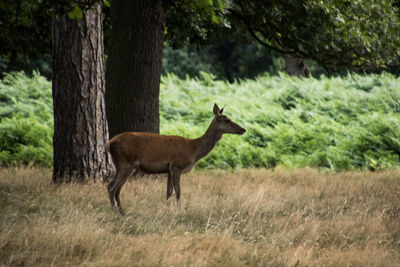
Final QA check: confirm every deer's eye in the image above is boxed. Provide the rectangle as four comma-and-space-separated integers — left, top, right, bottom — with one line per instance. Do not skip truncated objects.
225, 119, 230, 123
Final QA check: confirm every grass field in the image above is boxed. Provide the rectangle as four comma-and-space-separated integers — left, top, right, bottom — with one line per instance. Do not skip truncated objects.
1, 168, 400, 266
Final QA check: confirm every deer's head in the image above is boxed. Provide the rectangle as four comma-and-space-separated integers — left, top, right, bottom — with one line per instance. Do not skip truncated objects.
213, 104, 246, 135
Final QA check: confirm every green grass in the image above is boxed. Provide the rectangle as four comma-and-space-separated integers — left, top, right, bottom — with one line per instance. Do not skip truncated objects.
1, 168, 400, 266
1, 71, 400, 170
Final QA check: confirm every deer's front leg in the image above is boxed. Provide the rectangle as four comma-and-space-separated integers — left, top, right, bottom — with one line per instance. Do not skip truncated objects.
166, 171, 173, 201
170, 167, 182, 204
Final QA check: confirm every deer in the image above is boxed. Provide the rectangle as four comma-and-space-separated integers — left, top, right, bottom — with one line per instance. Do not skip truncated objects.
106, 104, 246, 215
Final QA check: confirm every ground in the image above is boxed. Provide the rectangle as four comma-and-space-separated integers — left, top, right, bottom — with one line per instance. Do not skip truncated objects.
1, 168, 400, 266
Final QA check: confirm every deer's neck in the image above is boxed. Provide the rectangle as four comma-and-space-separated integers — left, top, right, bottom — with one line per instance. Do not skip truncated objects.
194, 120, 222, 162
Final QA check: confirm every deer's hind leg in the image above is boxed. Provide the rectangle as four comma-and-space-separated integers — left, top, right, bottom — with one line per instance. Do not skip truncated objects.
107, 162, 135, 215
107, 174, 118, 210
114, 168, 138, 215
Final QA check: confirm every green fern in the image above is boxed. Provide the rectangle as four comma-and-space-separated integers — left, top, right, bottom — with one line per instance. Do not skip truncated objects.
1, 71, 400, 170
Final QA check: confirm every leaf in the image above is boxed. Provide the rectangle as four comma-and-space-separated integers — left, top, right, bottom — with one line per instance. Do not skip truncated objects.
68, 3, 83, 20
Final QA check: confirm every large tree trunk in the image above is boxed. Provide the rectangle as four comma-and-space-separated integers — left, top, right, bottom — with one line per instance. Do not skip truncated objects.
52, 4, 112, 183
106, 0, 165, 137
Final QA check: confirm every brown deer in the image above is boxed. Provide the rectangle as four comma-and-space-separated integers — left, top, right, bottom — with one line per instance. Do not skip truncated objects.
106, 104, 246, 215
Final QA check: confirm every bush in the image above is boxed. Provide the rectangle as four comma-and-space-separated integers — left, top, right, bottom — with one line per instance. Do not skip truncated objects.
0, 72, 52, 166
160, 72, 400, 171
1, 71, 400, 171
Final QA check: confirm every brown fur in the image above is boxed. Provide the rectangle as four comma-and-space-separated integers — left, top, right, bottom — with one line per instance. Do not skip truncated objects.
108, 133, 198, 174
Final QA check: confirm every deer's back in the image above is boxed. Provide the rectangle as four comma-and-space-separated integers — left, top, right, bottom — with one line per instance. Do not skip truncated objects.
107, 132, 197, 173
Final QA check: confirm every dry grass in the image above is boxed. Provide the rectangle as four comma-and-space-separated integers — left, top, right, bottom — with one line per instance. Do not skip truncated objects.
1, 168, 400, 266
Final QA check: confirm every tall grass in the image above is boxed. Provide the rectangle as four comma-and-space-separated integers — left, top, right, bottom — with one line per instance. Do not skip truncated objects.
1, 71, 400, 170
1, 168, 400, 266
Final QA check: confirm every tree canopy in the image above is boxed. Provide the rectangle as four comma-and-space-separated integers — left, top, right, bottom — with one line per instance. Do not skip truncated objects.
165, 0, 400, 72
1, 0, 399, 75
0, 0, 52, 74
233, 0, 400, 71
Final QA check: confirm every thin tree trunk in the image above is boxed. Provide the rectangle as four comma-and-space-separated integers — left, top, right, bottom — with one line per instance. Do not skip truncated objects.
106, 0, 165, 137
284, 54, 311, 77
52, 4, 112, 183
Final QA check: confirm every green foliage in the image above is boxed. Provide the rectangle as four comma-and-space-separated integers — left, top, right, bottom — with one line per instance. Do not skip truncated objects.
0, 0, 52, 74
0, 72, 52, 166
67, 3, 83, 19
228, 0, 400, 71
162, 46, 217, 79
160, 72, 400, 171
164, 0, 400, 71
162, 43, 284, 81
164, 0, 227, 47
1, 71, 400, 171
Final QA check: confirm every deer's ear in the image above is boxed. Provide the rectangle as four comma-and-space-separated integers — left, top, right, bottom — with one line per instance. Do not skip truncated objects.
213, 103, 221, 116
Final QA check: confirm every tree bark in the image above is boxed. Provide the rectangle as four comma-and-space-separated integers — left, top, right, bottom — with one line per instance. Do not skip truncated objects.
52, 4, 112, 183
284, 54, 310, 77
106, 0, 165, 137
